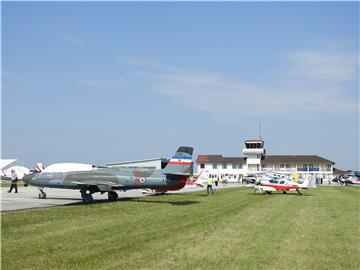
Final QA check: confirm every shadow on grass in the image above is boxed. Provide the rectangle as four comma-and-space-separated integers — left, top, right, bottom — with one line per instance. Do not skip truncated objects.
122, 198, 199, 206
65, 196, 200, 207
195, 193, 222, 197
193, 191, 226, 196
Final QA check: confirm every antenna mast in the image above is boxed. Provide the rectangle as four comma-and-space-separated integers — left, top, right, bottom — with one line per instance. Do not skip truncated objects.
259, 123, 262, 140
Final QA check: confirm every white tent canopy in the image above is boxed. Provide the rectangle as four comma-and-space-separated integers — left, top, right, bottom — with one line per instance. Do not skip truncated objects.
1, 159, 30, 179
0, 159, 17, 170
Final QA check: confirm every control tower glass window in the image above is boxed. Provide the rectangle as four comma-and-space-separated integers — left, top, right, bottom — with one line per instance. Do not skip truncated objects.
245, 141, 264, 149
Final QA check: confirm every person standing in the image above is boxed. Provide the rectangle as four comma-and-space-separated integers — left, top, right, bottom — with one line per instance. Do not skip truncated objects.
207, 176, 214, 194
214, 176, 219, 187
8, 169, 18, 193
239, 174, 243, 184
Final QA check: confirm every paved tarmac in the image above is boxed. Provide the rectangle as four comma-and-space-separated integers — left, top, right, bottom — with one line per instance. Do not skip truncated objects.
1, 183, 244, 212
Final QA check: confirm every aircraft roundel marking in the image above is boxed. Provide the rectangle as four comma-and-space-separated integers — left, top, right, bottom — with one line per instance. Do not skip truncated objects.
139, 177, 145, 184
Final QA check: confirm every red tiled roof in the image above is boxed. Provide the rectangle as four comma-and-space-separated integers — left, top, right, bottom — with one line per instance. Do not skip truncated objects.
333, 168, 348, 175
196, 155, 334, 164
196, 155, 246, 163
262, 155, 334, 164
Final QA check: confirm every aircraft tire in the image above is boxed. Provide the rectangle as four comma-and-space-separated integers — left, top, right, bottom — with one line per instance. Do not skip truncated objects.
108, 191, 118, 201
282, 191, 287, 194
38, 192, 46, 199
82, 194, 93, 204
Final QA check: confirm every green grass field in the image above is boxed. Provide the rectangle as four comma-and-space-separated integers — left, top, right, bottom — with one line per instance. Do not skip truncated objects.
2, 186, 359, 270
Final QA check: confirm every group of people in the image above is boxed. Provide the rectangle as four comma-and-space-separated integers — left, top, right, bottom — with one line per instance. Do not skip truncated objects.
206, 175, 228, 194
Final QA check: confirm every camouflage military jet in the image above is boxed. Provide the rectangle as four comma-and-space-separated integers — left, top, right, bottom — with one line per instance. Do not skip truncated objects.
23, 146, 193, 203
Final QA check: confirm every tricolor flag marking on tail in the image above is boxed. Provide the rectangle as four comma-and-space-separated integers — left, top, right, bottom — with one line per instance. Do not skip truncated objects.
35, 163, 44, 172
168, 156, 192, 165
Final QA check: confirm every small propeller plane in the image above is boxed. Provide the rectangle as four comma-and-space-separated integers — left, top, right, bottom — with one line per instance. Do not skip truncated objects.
23, 146, 193, 203
332, 172, 360, 186
254, 176, 315, 195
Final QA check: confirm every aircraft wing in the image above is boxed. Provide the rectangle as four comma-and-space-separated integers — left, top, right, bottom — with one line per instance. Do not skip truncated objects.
65, 171, 124, 191
71, 180, 124, 192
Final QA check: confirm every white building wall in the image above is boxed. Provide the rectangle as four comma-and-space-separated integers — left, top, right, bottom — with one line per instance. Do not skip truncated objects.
196, 163, 246, 182
197, 161, 333, 180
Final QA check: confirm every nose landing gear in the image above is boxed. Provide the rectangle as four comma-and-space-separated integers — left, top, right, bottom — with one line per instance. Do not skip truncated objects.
38, 190, 46, 199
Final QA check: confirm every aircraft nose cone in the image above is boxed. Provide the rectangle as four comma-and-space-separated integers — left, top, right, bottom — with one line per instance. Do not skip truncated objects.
22, 173, 34, 186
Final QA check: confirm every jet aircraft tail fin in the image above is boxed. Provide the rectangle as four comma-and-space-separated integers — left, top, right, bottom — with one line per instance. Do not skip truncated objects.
193, 169, 205, 187
163, 146, 193, 175
299, 178, 316, 189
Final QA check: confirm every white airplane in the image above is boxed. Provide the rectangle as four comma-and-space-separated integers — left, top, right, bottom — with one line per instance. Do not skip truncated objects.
255, 176, 316, 195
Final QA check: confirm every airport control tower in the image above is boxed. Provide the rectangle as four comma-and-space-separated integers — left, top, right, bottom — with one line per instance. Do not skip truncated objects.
243, 139, 266, 172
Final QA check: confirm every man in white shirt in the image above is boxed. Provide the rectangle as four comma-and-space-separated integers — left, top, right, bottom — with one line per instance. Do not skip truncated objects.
8, 169, 18, 193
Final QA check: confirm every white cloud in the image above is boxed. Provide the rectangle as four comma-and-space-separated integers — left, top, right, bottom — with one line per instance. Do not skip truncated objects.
287, 50, 358, 81
143, 49, 358, 122
81, 48, 358, 122
147, 69, 357, 122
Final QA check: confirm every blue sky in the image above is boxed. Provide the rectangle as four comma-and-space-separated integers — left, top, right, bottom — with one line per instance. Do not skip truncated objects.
2, 2, 359, 170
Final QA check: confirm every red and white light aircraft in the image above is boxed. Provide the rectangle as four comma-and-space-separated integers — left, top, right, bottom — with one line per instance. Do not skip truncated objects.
255, 177, 315, 195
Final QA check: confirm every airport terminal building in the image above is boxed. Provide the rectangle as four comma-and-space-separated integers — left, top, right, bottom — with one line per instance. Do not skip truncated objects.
196, 140, 335, 181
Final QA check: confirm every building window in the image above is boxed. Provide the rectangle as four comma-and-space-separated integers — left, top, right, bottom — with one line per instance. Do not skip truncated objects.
262, 164, 267, 169
232, 163, 243, 169
302, 164, 307, 168
222, 163, 227, 169
326, 164, 331, 171
280, 164, 285, 169
212, 163, 217, 169
200, 164, 205, 169
309, 164, 314, 168
286, 164, 290, 169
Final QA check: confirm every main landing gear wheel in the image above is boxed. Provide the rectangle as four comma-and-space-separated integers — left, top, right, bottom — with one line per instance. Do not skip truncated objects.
108, 191, 118, 201
282, 191, 287, 194
38, 191, 46, 199
82, 193, 93, 204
